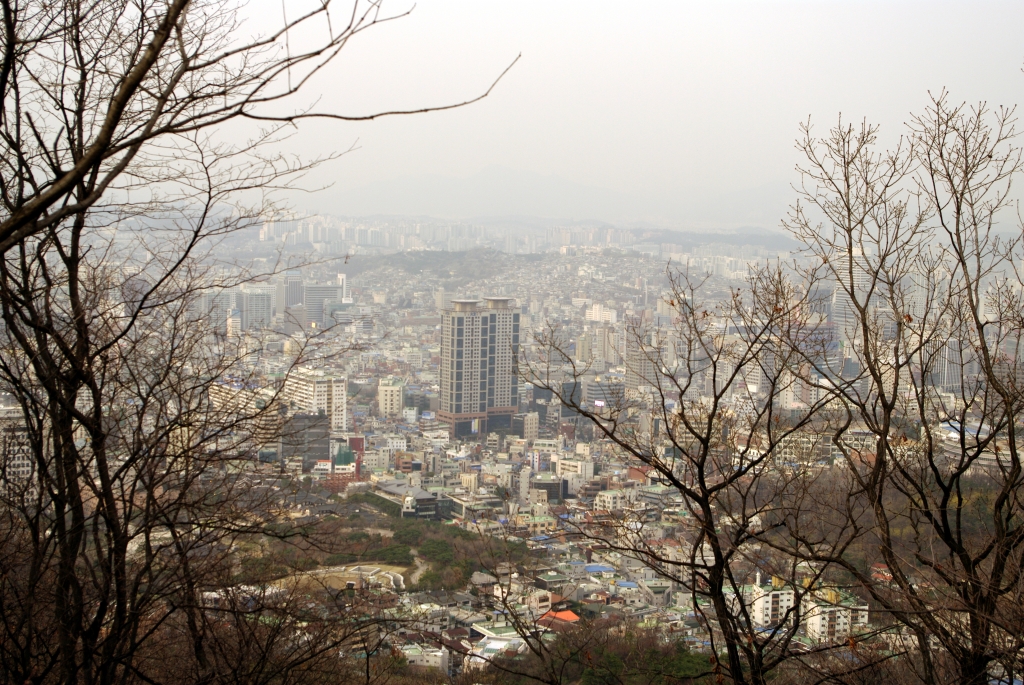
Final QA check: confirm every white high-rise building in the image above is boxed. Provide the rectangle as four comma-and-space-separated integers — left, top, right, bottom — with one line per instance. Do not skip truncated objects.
518, 465, 532, 505
241, 284, 276, 329
226, 310, 243, 338
831, 249, 881, 344
283, 368, 348, 431
435, 287, 454, 312
378, 377, 404, 418
523, 412, 538, 441
576, 332, 593, 363
556, 458, 594, 480
199, 290, 235, 334
585, 303, 618, 324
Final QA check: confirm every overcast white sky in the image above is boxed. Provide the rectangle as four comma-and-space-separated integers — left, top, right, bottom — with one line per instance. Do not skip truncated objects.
246, 0, 1024, 231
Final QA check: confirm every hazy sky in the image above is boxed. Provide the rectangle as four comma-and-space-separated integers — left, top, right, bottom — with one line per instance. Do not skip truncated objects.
247, 1, 1024, 231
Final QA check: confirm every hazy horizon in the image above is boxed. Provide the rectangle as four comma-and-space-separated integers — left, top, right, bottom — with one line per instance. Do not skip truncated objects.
240, 0, 1024, 231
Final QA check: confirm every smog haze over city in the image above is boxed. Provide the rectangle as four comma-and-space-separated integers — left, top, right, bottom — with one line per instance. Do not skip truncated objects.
254, 0, 1024, 228
4, 2, 1024, 685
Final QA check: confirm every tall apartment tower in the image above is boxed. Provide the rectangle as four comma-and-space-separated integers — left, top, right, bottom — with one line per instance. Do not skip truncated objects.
439, 298, 520, 438
576, 332, 594, 363
200, 290, 235, 334
377, 376, 404, 417
624, 333, 657, 394
241, 284, 275, 329
283, 368, 348, 432
435, 287, 454, 312
831, 249, 879, 344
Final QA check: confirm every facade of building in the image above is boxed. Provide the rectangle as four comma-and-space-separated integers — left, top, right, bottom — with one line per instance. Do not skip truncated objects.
576, 332, 593, 362
304, 284, 343, 327
530, 473, 566, 504
400, 645, 450, 674
830, 249, 881, 344
595, 489, 627, 511
515, 411, 539, 440
749, 580, 796, 627
200, 290, 235, 334
624, 333, 657, 393
283, 368, 348, 431
378, 377, 405, 417
584, 303, 617, 324
804, 589, 870, 643
240, 284, 275, 329
438, 298, 520, 438
0, 410, 32, 485
557, 458, 595, 481
285, 272, 304, 307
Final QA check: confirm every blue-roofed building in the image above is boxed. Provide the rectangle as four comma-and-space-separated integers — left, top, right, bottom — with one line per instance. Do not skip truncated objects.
585, 564, 616, 577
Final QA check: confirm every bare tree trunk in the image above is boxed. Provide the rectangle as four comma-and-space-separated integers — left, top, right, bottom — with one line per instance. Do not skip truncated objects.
0, 4, 514, 684
784, 94, 1024, 685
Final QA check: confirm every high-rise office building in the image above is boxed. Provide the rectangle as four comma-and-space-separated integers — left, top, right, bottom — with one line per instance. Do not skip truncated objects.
241, 284, 275, 329
0, 408, 33, 487
283, 304, 307, 333
576, 332, 593, 363
285, 272, 304, 307
513, 412, 539, 441
304, 284, 343, 327
438, 298, 519, 438
831, 249, 881, 344
226, 309, 243, 338
274, 270, 304, 316
200, 290, 235, 334
435, 287, 454, 312
625, 333, 657, 393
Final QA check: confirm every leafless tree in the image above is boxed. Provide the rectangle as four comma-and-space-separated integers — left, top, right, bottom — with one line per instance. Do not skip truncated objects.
782, 94, 1024, 685
0, 2, 515, 685
520, 262, 890, 685
0, 0, 517, 255
518, 91, 1024, 685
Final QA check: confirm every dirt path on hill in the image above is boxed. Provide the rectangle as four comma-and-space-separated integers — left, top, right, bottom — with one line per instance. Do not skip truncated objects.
408, 551, 428, 585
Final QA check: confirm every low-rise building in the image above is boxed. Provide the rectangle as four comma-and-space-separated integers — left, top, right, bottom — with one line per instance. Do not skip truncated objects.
749, 578, 796, 627
595, 489, 628, 511
400, 645, 450, 674
804, 589, 870, 643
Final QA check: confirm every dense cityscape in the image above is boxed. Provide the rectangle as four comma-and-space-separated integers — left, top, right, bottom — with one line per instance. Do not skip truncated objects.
0, 3, 1021, 685
113, 210, 988, 682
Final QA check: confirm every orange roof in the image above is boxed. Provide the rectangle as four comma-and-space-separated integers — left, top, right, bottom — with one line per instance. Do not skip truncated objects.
541, 610, 580, 623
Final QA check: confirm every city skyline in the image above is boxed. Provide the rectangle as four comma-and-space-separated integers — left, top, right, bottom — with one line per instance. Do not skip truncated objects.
0, 3, 1021, 684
